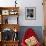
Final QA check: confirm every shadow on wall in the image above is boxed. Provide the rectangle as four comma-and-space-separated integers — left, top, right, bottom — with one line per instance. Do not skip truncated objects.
18, 26, 44, 44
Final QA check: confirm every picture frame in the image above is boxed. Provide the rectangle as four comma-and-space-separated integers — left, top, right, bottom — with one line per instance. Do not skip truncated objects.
2, 10, 9, 15
25, 7, 36, 20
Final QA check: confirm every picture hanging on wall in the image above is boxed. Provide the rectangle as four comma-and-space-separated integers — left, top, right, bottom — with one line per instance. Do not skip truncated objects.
25, 7, 36, 20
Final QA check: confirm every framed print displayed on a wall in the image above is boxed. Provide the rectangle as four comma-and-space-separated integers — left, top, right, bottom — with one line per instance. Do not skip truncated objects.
2, 10, 9, 15
25, 7, 36, 20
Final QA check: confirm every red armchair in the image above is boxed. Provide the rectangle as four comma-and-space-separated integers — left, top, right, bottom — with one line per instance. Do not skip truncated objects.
21, 28, 41, 46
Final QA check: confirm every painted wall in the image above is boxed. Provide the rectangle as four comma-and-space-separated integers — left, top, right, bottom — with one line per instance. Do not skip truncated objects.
18, 0, 44, 26
0, 0, 44, 26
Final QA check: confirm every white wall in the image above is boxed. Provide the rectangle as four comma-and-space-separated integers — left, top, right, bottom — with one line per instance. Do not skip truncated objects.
18, 0, 44, 26
0, 0, 44, 26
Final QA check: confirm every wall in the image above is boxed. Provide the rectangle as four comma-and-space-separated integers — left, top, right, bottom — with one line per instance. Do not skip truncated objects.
18, 0, 44, 26
0, 0, 44, 26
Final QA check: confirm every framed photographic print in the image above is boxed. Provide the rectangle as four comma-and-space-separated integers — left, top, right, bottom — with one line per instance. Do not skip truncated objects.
25, 7, 36, 20
2, 10, 9, 15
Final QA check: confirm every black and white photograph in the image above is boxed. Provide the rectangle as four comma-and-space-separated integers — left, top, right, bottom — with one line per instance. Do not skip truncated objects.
25, 7, 36, 20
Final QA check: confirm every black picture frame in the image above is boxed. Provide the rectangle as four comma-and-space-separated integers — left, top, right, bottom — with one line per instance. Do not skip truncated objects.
25, 7, 36, 20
